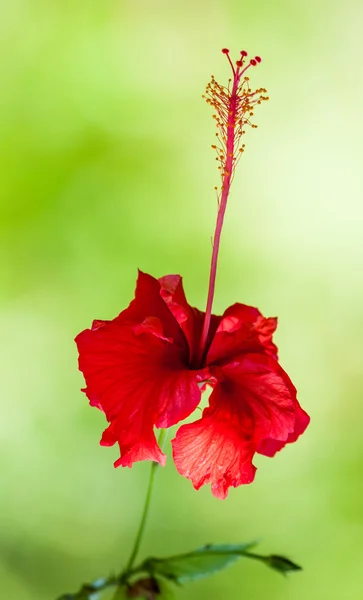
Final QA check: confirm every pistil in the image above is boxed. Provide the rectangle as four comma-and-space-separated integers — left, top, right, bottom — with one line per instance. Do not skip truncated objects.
197, 49, 268, 364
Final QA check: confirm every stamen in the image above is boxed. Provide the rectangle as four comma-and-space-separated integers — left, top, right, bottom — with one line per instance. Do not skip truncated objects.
197, 49, 268, 364
203, 51, 268, 190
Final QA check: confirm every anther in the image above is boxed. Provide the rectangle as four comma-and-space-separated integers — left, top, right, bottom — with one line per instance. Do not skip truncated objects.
250, 59, 257, 66
255, 56, 262, 63
222, 48, 230, 54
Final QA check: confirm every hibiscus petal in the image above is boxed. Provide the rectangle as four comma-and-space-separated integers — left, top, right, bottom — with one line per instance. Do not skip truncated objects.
117, 271, 189, 357
172, 354, 296, 498
257, 401, 310, 457
76, 319, 204, 467
206, 303, 278, 365
159, 275, 220, 366
75, 271, 206, 468
172, 399, 257, 500
256, 364, 309, 456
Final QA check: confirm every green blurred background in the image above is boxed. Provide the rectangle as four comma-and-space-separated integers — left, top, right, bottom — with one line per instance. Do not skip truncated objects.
1, 1, 363, 598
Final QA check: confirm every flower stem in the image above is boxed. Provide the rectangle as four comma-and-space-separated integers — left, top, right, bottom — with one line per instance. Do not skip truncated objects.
124, 428, 167, 574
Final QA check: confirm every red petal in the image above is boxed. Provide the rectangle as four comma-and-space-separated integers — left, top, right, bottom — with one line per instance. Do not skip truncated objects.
172, 354, 296, 498
159, 275, 220, 366
172, 402, 257, 500
256, 364, 310, 456
206, 303, 278, 365
117, 271, 189, 356
257, 400, 310, 456
75, 272, 206, 468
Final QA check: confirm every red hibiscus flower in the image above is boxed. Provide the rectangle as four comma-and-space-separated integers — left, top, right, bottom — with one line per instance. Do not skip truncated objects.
75, 49, 310, 499
75, 271, 309, 499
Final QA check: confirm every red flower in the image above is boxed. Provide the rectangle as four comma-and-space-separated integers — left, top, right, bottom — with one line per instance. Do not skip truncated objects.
75, 271, 309, 499
76, 49, 309, 498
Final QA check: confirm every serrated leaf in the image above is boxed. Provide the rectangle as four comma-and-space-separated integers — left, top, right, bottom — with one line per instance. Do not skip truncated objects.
142, 542, 256, 584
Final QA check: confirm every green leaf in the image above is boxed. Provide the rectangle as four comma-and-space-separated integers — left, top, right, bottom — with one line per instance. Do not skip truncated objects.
264, 555, 302, 575
141, 542, 257, 584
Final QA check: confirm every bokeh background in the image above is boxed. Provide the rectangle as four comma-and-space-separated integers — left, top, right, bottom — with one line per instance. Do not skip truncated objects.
1, 1, 363, 599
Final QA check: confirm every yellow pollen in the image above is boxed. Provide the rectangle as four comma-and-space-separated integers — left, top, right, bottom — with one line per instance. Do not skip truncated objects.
204, 57, 268, 186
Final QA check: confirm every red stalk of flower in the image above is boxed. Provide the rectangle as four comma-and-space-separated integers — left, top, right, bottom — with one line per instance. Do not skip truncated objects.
198, 50, 268, 363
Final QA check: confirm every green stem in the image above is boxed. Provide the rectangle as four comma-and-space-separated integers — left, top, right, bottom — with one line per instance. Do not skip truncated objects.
57, 430, 167, 599
124, 429, 167, 574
